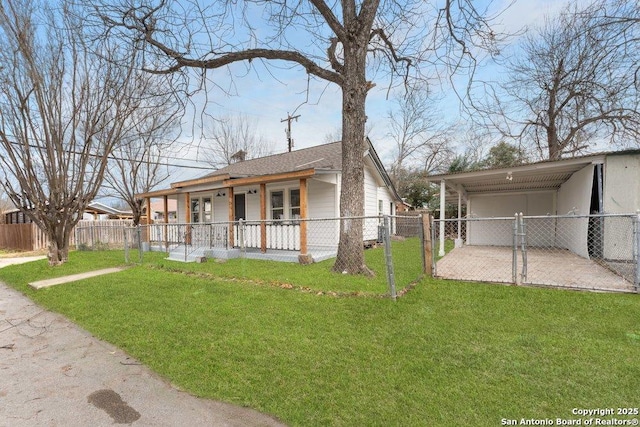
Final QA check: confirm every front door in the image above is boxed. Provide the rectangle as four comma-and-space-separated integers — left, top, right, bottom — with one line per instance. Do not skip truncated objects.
234, 193, 246, 221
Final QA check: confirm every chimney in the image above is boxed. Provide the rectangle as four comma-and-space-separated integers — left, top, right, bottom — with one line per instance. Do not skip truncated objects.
230, 150, 247, 163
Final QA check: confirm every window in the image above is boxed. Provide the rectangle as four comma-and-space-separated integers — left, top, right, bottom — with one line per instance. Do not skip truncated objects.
191, 198, 200, 223
290, 189, 300, 218
203, 197, 212, 222
191, 196, 213, 223
271, 191, 284, 220
378, 200, 384, 216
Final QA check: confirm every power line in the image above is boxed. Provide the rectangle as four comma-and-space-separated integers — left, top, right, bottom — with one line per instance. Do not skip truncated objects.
2, 138, 215, 171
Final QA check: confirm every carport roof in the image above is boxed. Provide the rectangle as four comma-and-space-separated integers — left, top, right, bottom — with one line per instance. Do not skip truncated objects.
426, 152, 609, 201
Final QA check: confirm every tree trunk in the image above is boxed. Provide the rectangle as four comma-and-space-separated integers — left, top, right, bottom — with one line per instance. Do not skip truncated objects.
332, 44, 372, 275
47, 224, 70, 266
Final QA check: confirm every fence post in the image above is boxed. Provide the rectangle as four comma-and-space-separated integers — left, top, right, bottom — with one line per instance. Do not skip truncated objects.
421, 214, 433, 277
635, 214, 640, 293
137, 226, 143, 263
512, 213, 518, 284
124, 228, 129, 263
183, 225, 188, 262
519, 213, 528, 284
431, 217, 437, 277
239, 219, 245, 252
383, 215, 397, 301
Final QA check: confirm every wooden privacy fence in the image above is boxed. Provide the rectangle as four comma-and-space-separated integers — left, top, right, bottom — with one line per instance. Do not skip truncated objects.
0, 224, 43, 251
0, 220, 132, 251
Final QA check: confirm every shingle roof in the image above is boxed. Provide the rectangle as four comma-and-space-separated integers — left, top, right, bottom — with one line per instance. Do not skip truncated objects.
204, 141, 342, 179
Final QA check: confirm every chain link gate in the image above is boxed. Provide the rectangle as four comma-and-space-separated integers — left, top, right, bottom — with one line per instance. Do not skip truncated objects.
433, 213, 640, 293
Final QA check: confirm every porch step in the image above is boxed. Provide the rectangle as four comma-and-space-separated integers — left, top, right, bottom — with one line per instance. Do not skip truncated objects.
166, 246, 209, 263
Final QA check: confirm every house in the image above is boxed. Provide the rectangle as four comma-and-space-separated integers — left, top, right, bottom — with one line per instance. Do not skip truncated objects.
138, 139, 402, 262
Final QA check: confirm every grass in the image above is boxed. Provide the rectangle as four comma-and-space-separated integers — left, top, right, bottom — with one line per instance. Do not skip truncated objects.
147, 237, 424, 295
0, 249, 638, 426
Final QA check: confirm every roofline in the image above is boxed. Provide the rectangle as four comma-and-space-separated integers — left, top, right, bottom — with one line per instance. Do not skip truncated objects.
365, 137, 403, 202
171, 173, 231, 189
426, 152, 607, 183
135, 188, 181, 199
222, 168, 316, 187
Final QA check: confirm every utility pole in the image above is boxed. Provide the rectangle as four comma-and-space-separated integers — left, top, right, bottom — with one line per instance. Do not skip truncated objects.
281, 113, 301, 152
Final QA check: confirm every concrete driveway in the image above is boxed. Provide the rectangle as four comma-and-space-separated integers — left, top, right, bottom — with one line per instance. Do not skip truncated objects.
0, 257, 286, 426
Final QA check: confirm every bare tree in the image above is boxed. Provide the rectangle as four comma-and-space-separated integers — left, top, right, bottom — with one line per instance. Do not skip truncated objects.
387, 85, 455, 188
90, 0, 501, 274
200, 114, 272, 168
477, 0, 640, 160
104, 124, 179, 226
0, 187, 12, 223
0, 0, 174, 265
101, 59, 183, 226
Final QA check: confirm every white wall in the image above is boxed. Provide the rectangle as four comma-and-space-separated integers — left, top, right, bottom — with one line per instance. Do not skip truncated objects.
467, 192, 555, 246
363, 166, 379, 217
603, 154, 640, 260
308, 178, 337, 218
307, 178, 339, 249
556, 164, 594, 258
603, 154, 640, 214
557, 165, 594, 216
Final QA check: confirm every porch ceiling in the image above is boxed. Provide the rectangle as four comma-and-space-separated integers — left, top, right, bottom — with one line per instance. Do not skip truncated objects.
427, 154, 605, 201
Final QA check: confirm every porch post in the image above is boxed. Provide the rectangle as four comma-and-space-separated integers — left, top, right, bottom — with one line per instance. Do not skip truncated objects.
439, 180, 445, 257
299, 178, 308, 256
163, 195, 168, 223
185, 192, 191, 245
185, 192, 191, 223
260, 183, 267, 253
228, 187, 234, 247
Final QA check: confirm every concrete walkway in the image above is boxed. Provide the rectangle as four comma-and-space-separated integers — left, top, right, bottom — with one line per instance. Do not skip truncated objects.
0, 257, 286, 426
28, 267, 127, 289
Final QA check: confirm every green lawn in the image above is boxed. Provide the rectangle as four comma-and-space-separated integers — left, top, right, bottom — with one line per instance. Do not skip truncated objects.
1, 250, 638, 426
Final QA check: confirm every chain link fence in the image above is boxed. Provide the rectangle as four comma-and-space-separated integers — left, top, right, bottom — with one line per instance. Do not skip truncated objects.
75, 215, 428, 298
433, 213, 640, 293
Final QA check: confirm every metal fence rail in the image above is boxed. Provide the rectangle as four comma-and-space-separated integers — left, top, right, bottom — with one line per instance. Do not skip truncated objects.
433, 213, 639, 293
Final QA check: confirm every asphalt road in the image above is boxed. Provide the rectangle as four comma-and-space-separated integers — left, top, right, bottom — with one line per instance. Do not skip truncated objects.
0, 257, 286, 426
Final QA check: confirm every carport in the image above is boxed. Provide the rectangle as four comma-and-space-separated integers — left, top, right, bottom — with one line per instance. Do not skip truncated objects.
426, 151, 640, 293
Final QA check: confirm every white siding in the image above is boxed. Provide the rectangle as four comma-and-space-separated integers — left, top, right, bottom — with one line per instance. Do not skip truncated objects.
603, 154, 640, 214
363, 166, 378, 217
245, 192, 260, 220
603, 154, 640, 261
308, 179, 336, 218
213, 196, 227, 222
307, 178, 339, 250
177, 194, 186, 223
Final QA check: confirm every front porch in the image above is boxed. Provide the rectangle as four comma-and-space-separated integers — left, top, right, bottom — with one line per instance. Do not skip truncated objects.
145, 221, 338, 264
162, 244, 337, 263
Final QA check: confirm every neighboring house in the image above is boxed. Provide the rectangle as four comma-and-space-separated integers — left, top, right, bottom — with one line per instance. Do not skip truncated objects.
138, 139, 402, 262
4, 202, 132, 223
144, 199, 177, 223
82, 202, 133, 221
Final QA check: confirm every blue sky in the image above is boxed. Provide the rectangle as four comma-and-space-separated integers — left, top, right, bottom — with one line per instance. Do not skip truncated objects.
165, 0, 588, 183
